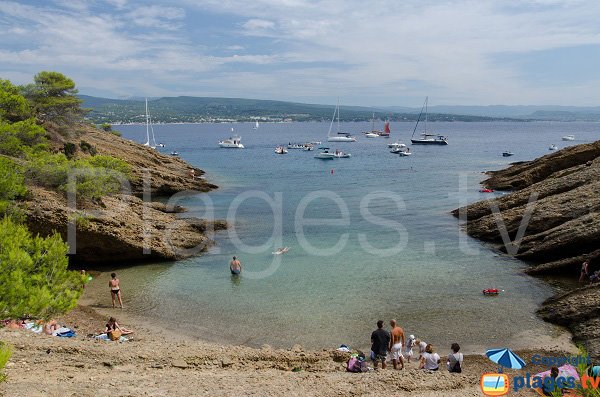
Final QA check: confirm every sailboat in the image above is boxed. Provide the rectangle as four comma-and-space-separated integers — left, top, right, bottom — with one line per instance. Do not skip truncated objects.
143, 98, 157, 149
254, 120, 260, 129
327, 100, 356, 142
363, 114, 391, 138
410, 97, 448, 145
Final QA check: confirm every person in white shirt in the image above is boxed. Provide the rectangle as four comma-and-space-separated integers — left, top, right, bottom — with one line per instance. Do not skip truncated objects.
419, 344, 440, 371
415, 338, 428, 359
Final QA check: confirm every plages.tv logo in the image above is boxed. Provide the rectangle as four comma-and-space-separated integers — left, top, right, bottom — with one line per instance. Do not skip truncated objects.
480, 373, 509, 396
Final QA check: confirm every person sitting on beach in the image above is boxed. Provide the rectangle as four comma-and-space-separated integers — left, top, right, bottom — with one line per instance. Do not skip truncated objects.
405, 334, 416, 363
109, 272, 124, 309
542, 366, 561, 396
105, 317, 133, 335
43, 320, 59, 335
371, 320, 390, 370
389, 319, 405, 370
230, 256, 242, 275
447, 343, 463, 373
419, 344, 440, 371
415, 338, 428, 359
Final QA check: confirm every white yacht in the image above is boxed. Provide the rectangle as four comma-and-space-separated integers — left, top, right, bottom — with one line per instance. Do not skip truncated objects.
364, 132, 378, 138
218, 128, 244, 148
410, 97, 448, 145
275, 146, 288, 154
562, 135, 575, 141
549, 144, 558, 151
327, 100, 356, 142
388, 142, 406, 149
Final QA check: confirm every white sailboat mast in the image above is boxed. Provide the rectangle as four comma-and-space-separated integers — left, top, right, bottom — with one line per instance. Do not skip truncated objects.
144, 98, 150, 146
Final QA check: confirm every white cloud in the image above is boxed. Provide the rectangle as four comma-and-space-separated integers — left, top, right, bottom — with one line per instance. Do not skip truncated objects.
2, 0, 600, 104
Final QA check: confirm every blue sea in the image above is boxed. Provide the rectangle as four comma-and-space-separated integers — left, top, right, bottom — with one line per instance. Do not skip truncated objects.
107, 121, 598, 352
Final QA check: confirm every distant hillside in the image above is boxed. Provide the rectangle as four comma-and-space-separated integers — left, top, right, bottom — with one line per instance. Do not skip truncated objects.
382, 104, 600, 120
80, 95, 511, 124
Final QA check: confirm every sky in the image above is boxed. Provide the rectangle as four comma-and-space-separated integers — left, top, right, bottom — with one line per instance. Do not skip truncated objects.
1, 0, 600, 106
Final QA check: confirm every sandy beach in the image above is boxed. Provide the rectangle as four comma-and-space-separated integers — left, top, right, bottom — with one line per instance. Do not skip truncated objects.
0, 275, 579, 397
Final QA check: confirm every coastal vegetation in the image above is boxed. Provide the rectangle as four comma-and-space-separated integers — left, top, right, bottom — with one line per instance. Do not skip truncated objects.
0, 72, 134, 322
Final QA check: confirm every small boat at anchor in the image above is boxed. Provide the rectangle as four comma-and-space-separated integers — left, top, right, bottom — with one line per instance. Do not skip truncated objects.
327, 100, 356, 142
562, 135, 575, 141
502, 151, 514, 157
549, 144, 558, 151
314, 147, 336, 160
410, 97, 448, 145
218, 128, 244, 148
275, 146, 288, 154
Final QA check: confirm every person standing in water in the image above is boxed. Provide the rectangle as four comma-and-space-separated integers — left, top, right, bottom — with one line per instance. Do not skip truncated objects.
230, 256, 242, 275
109, 273, 123, 309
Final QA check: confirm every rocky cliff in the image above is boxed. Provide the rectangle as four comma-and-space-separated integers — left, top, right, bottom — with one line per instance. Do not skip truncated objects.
25, 127, 225, 265
453, 140, 600, 358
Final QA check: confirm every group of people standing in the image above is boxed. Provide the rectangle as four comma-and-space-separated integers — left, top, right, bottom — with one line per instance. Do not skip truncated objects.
370, 320, 463, 372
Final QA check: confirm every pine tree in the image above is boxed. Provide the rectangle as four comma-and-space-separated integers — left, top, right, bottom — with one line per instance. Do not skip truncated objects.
0, 217, 84, 320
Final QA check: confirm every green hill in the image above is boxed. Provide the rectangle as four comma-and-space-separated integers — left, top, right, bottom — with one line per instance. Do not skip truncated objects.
80, 95, 510, 123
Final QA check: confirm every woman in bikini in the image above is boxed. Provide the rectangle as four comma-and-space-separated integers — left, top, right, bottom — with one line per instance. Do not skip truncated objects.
105, 317, 133, 335
109, 273, 124, 308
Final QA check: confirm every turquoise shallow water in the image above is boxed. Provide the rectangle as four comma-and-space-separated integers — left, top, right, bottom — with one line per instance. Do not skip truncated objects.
110, 121, 598, 351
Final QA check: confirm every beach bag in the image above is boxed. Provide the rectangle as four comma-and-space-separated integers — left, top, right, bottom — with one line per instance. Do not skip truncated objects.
347, 357, 368, 373
108, 329, 122, 341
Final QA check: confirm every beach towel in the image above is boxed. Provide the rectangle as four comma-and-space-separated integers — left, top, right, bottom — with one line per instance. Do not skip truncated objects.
94, 333, 128, 343
55, 329, 76, 338
532, 364, 580, 396
24, 322, 43, 333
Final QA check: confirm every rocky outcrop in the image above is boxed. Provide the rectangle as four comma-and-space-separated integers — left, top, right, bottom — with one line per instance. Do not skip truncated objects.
25, 127, 224, 265
538, 284, 600, 361
453, 140, 600, 359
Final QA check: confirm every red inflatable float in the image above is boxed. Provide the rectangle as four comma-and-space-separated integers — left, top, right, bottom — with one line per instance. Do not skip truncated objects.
483, 289, 500, 296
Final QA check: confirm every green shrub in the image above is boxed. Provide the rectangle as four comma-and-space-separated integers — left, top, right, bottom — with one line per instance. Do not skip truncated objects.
0, 79, 31, 122
0, 341, 10, 383
0, 119, 46, 157
0, 217, 85, 320
79, 140, 97, 155
25, 152, 131, 200
63, 142, 76, 159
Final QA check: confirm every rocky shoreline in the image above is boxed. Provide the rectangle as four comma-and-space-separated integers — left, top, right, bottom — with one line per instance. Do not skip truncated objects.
453, 140, 600, 359
26, 127, 226, 265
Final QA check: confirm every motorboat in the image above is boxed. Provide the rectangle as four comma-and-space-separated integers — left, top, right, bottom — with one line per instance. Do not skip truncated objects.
218, 128, 244, 148
391, 146, 411, 156
562, 135, 575, 141
502, 151, 514, 157
303, 143, 314, 151
314, 147, 336, 160
333, 150, 351, 158
549, 144, 558, 151
170, 151, 179, 156
364, 132, 378, 138
410, 97, 448, 145
287, 143, 305, 149
275, 146, 288, 154
397, 150, 412, 157
311, 141, 322, 145
388, 142, 406, 149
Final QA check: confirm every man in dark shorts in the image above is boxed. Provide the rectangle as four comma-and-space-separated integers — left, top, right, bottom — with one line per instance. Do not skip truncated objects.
371, 320, 390, 369
230, 256, 242, 275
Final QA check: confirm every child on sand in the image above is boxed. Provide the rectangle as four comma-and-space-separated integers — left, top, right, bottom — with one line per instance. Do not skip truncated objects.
405, 334, 416, 363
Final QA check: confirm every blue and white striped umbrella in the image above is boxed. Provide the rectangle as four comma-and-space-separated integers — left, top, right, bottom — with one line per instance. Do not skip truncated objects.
485, 348, 526, 370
